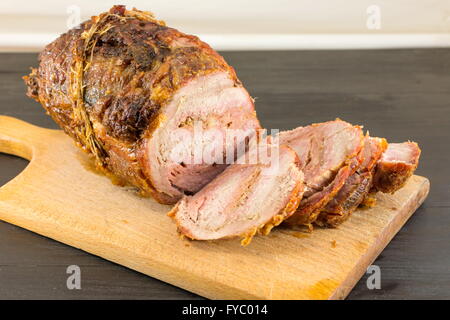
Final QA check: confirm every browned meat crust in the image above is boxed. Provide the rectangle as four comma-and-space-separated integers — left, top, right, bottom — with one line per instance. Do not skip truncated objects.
316, 136, 388, 227
25, 6, 232, 145
315, 171, 372, 227
284, 162, 352, 227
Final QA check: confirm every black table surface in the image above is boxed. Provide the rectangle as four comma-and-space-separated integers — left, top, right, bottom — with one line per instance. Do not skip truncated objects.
0, 50, 449, 300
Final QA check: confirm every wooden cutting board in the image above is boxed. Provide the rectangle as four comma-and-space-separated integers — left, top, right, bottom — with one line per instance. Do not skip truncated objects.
0, 115, 429, 300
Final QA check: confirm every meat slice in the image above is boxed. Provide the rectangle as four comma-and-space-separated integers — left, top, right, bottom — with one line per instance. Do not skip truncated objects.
316, 136, 388, 227
360, 136, 389, 172
278, 119, 364, 227
169, 145, 304, 245
372, 142, 421, 193
23, 6, 260, 205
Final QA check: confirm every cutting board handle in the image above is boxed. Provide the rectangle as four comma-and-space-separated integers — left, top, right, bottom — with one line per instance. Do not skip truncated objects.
0, 115, 48, 160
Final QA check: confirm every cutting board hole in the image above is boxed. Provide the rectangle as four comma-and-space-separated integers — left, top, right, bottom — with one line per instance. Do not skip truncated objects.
0, 153, 29, 187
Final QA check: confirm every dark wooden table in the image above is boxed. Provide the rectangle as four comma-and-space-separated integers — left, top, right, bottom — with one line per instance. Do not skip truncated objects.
0, 50, 449, 299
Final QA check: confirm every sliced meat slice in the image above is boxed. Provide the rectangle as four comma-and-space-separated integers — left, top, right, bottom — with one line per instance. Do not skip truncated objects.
372, 141, 421, 193
316, 136, 388, 227
360, 136, 389, 172
279, 120, 364, 194
278, 119, 364, 227
169, 145, 304, 245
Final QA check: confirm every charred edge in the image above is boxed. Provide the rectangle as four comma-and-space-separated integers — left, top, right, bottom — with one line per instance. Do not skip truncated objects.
69, 6, 167, 168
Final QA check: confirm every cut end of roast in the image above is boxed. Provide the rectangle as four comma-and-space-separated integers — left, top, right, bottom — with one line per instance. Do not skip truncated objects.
142, 72, 261, 203
168, 145, 304, 245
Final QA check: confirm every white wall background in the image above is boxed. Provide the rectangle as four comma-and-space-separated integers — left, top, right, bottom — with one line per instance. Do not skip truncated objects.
1, 0, 449, 51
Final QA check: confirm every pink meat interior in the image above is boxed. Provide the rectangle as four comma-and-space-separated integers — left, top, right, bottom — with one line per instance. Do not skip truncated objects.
144, 72, 260, 199
380, 142, 419, 164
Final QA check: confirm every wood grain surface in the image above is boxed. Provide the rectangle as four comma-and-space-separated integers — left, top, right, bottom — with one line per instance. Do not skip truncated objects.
0, 50, 448, 299
0, 115, 429, 299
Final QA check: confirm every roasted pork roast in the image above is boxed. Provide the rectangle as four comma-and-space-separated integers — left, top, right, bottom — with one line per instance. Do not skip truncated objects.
24, 6, 422, 243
